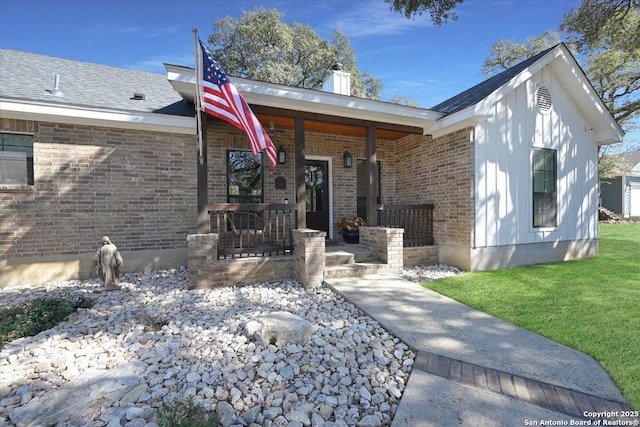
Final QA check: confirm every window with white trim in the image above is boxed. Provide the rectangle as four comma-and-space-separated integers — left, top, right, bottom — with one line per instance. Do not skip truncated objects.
227, 150, 263, 203
532, 148, 557, 228
0, 133, 34, 185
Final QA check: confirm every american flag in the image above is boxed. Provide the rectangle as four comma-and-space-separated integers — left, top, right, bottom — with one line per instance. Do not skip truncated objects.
198, 40, 277, 168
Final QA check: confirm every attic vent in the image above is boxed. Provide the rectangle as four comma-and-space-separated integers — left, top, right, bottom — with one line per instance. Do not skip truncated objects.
535, 85, 552, 113
132, 92, 146, 101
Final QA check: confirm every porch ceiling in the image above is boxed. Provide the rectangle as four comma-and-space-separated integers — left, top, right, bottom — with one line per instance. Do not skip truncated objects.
256, 114, 417, 141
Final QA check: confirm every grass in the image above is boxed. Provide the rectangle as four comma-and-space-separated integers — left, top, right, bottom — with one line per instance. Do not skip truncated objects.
425, 223, 640, 409
0, 295, 94, 349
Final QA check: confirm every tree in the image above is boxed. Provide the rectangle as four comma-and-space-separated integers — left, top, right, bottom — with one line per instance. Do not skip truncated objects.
385, 0, 465, 23
480, 31, 563, 77
561, 0, 640, 52
207, 7, 383, 100
389, 95, 419, 107
480, 5, 639, 131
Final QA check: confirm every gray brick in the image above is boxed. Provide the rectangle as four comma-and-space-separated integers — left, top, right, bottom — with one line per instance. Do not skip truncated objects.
436, 356, 452, 379
525, 379, 548, 407
449, 360, 462, 382
541, 383, 564, 413
512, 376, 531, 401
571, 391, 594, 413
426, 354, 439, 375
473, 365, 487, 389
486, 369, 502, 393
556, 388, 581, 416
461, 363, 474, 386
414, 351, 429, 372
499, 373, 517, 399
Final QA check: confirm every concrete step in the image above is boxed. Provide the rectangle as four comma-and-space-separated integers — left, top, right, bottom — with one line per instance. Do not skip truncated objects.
324, 262, 388, 279
325, 246, 377, 267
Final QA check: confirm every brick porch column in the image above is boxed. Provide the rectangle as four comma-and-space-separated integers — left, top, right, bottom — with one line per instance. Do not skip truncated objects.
187, 234, 218, 289
293, 229, 326, 288
360, 227, 404, 274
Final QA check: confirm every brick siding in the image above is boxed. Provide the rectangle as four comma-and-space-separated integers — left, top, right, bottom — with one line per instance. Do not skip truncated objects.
394, 128, 475, 247
3, 117, 471, 279
1, 119, 197, 259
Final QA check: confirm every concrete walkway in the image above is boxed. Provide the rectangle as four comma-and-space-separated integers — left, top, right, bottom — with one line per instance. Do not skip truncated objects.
325, 274, 637, 427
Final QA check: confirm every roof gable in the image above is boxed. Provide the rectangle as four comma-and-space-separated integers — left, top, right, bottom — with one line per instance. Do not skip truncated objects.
623, 149, 640, 173
429, 43, 623, 144
431, 45, 556, 115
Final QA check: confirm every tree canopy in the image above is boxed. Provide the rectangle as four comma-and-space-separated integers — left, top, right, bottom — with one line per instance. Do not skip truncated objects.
207, 7, 383, 100
561, 0, 640, 52
481, 1, 640, 131
384, 0, 465, 23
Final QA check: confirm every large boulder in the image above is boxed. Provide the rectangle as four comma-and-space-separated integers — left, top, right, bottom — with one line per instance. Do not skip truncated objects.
10, 361, 146, 427
245, 311, 313, 347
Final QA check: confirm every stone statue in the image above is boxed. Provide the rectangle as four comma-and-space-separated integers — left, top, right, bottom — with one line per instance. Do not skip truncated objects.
94, 236, 123, 289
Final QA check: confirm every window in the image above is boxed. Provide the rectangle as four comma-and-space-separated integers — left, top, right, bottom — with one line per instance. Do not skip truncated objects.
227, 150, 263, 203
0, 133, 34, 185
532, 148, 557, 228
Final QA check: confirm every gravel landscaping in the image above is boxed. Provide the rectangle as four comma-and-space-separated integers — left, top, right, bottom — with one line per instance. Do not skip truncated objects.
0, 265, 462, 427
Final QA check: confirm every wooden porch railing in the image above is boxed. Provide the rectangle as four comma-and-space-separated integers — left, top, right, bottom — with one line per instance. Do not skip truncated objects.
377, 204, 434, 247
209, 203, 297, 259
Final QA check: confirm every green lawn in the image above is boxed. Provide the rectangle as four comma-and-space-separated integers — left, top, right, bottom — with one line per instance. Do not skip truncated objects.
424, 223, 640, 409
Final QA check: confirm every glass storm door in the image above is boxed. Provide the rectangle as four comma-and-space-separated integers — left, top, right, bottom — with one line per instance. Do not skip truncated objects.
305, 160, 329, 233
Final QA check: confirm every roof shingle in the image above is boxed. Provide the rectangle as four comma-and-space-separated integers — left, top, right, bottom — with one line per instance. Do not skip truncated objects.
430, 45, 558, 115
0, 48, 193, 117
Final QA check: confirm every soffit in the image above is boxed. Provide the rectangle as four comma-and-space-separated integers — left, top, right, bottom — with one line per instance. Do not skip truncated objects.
165, 63, 442, 137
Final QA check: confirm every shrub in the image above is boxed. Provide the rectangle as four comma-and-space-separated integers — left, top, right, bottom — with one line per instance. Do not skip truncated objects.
157, 396, 219, 427
0, 295, 94, 348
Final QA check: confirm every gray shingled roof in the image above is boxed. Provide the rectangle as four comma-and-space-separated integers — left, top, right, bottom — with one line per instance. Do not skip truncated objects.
623, 149, 640, 171
431, 45, 558, 115
0, 48, 193, 117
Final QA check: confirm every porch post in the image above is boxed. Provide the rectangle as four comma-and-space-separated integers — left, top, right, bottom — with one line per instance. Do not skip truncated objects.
197, 113, 209, 234
366, 124, 378, 226
295, 115, 306, 228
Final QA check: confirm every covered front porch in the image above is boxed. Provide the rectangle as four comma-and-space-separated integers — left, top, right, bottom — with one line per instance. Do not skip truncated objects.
168, 64, 466, 288
186, 202, 437, 288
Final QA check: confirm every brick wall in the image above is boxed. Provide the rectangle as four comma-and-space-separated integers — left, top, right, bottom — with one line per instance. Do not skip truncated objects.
1, 119, 197, 259
394, 128, 475, 246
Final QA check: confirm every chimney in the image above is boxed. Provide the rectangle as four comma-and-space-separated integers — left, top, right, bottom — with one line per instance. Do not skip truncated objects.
322, 63, 351, 96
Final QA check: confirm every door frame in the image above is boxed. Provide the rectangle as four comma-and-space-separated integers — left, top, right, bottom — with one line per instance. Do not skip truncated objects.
305, 155, 334, 238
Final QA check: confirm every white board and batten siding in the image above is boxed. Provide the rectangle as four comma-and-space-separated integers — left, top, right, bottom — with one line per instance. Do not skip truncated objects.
474, 66, 599, 249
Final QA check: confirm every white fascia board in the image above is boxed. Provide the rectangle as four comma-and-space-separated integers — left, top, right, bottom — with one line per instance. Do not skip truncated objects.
165, 64, 443, 132
426, 105, 491, 138
0, 99, 196, 135
550, 50, 624, 143
596, 126, 624, 145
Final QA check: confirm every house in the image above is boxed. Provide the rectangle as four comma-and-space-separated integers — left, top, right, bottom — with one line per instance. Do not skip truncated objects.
0, 43, 622, 288
600, 149, 640, 218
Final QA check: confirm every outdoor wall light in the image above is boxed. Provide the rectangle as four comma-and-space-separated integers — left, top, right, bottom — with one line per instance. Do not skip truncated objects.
343, 151, 352, 168
278, 147, 286, 164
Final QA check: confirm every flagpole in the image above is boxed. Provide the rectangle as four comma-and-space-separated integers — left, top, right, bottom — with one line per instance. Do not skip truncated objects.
192, 27, 204, 165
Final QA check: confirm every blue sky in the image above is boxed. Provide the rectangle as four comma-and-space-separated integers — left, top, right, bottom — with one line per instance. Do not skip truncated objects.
0, 0, 635, 147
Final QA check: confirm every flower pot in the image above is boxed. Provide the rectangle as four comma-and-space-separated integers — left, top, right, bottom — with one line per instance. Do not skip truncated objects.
342, 230, 360, 244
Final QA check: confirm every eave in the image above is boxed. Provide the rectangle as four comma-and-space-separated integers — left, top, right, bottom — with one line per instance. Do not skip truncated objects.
0, 98, 196, 135
165, 63, 443, 136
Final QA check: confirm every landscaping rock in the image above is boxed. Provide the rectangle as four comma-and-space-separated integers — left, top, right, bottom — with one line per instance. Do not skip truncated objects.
0, 267, 421, 427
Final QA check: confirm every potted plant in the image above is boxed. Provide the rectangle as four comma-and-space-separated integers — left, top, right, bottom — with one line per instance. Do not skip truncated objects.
337, 216, 367, 244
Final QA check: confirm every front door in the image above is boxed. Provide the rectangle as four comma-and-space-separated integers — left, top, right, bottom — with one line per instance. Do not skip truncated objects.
305, 160, 329, 233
